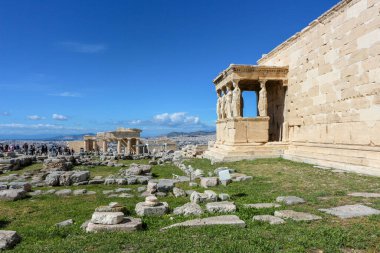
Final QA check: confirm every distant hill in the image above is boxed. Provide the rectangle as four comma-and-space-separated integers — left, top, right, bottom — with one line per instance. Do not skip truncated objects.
165, 130, 215, 138
41, 133, 94, 141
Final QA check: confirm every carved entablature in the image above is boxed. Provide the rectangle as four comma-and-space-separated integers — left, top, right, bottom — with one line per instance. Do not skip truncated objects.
213, 64, 288, 91
96, 128, 142, 141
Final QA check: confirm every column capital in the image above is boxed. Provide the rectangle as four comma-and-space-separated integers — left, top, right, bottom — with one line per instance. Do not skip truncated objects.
258, 79, 268, 88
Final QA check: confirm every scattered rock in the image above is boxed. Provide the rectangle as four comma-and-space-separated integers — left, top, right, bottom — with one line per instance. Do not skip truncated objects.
73, 189, 87, 195
218, 193, 230, 201
118, 193, 134, 198
173, 202, 203, 216
115, 188, 132, 193
0, 189, 27, 201
276, 196, 306, 205
274, 210, 322, 221
204, 190, 218, 202
86, 217, 142, 233
244, 203, 281, 209
135, 197, 169, 217
319, 204, 380, 219
55, 189, 72, 196
56, 219, 74, 227
200, 177, 218, 188
206, 201, 236, 213
161, 215, 245, 230
190, 191, 207, 204
348, 192, 380, 198
8, 182, 32, 192
91, 212, 125, 225
173, 187, 186, 197
147, 180, 158, 194
0, 230, 21, 250
252, 215, 285, 225
157, 179, 174, 193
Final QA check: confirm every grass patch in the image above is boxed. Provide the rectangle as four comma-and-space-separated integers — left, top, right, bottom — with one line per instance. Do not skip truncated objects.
1, 158, 379, 252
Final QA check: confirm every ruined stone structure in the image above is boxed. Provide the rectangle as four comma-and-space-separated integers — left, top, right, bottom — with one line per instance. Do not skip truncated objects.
68, 128, 143, 155
205, 0, 380, 176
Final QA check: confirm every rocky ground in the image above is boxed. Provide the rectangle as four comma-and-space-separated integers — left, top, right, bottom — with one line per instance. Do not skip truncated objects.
0, 155, 379, 252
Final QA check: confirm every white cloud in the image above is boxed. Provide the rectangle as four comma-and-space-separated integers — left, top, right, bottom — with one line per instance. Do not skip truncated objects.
50, 92, 81, 97
153, 112, 200, 126
1, 112, 10, 116
27, 115, 45, 120
52, 114, 68, 121
58, 41, 107, 53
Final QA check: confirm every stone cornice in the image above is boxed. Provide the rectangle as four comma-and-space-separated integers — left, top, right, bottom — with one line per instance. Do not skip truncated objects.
257, 0, 358, 65
213, 64, 289, 86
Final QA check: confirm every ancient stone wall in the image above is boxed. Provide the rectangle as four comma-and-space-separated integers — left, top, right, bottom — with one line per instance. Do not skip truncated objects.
67, 141, 85, 153
258, 0, 380, 175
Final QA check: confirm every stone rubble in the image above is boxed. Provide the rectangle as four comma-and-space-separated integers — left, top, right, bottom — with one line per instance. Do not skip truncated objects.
161, 215, 246, 230
173, 202, 203, 216
135, 196, 169, 216
274, 210, 322, 221
85, 202, 142, 233
244, 203, 281, 209
206, 201, 237, 213
0, 230, 21, 250
319, 204, 380, 219
252, 215, 285, 225
276, 196, 306, 205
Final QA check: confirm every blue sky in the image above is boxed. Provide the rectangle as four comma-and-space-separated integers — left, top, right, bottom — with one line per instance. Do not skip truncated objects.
0, 0, 338, 138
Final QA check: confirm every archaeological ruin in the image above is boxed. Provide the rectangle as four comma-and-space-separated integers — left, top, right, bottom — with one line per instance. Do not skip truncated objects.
205, 0, 380, 176
68, 128, 143, 155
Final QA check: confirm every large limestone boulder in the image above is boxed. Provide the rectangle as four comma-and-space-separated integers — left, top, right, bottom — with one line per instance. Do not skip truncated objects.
135, 197, 169, 217
86, 217, 142, 233
276, 196, 306, 205
206, 201, 237, 213
173, 203, 203, 216
45, 172, 63, 186
190, 191, 208, 204
161, 215, 246, 230
173, 187, 186, 197
200, 177, 218, 188
274, 210, 322, 221
0, 230, 21, 250
70, 171, 90, 183
204, 190, 217, 202
8, 182, 32, 192
157, 179, 174, 193
59, 171, 74, 186
91, 212, 125, 225
0, 189, 27, 201
252, 215, 285, 225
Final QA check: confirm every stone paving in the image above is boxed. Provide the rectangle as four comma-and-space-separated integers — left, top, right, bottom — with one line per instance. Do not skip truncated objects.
319, 204, 380, 219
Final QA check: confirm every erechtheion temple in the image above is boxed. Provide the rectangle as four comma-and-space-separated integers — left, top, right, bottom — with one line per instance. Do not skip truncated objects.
205, 0, 380, 176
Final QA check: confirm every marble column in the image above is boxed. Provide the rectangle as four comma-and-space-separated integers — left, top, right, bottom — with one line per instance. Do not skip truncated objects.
127, 139, 131, 155
136, 139, 141, 155
258, 80, 268, 117
117, 140, 122, 154
102, 141, 108, 153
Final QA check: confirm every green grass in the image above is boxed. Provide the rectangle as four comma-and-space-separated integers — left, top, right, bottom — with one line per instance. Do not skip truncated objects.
3, 162, 44, 176
1, 158, 380, 252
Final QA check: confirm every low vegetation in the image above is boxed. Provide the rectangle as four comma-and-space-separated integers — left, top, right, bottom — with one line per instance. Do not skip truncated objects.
1, 158, 379, 252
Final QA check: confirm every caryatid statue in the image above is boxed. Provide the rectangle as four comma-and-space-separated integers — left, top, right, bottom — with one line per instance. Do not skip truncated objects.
232, 82, 242, 118
258, 80, 268, 117
220, 90, 227, 119
225, 86, 233, 119
216, 90, 222, 120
